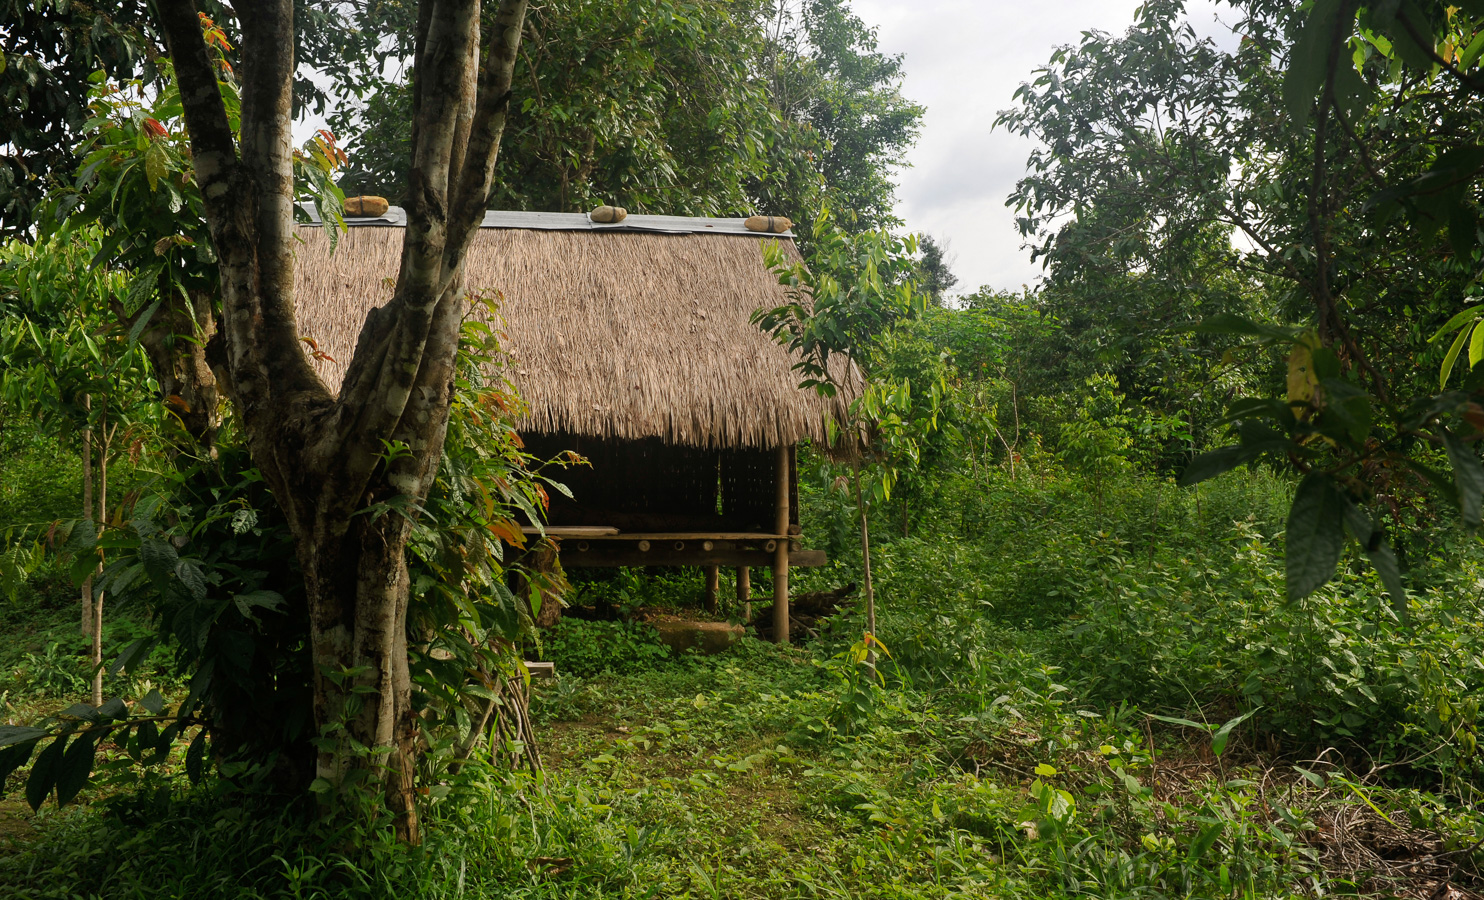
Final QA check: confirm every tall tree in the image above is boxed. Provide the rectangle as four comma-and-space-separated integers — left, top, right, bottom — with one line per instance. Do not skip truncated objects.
755, 0, 922, 227
325, 0, 923, 225
998, 0, 1484, 603
914, 234, 957, 305
149, 0, 530, 841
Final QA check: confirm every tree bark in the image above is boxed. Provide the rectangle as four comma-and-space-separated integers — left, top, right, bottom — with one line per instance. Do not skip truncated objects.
80, 397, 93, 639
704, 565, 719, 613
91, 414, 109, 709
852, 457, 876, 664
156, 0, 530, 843
123, 285, 223, 450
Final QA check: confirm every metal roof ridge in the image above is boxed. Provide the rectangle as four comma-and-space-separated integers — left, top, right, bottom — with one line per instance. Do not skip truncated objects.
295, 203, 793, 237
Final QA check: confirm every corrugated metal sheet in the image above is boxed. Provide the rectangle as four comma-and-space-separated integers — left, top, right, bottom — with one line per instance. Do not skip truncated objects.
296, 203, 793, 237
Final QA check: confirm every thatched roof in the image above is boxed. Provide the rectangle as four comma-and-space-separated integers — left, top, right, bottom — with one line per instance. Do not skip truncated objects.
292, 212, 851, 449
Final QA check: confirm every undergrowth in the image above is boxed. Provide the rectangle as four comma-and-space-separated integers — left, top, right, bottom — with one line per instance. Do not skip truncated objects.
3, 435, 1483, 898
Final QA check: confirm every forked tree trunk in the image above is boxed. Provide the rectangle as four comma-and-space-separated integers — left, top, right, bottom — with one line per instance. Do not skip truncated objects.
129, 285, 223, 451
156, 0, 530, 842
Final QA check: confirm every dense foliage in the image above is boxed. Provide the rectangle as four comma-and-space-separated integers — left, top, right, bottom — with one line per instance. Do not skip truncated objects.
324, 0, 921, 227
3, 0, 1484, 897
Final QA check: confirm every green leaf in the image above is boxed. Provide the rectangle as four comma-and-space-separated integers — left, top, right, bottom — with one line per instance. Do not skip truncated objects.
59, 703, 98, 721
1149, 713, 1209, 731
0, 740, 37, 793
1442, 429, 1484, 527
0, 725, 48, 748
126, 300, 160, 347
1179, 446, 1250, 486
141, 688, 165, 715
143, 141, 167, 191
26, 735, 67, 811
232, 590, 284, 619
1318, 379, 1373, 444
1451, 203, 1480, 259
185, 729, 208, 785
1461, 28, 1484, 70
109, 636, 156, 676
69, 553, 100, 588
1211, 709, 1258, 757
1469, 319, 1484, 372
1293, 765, 1327, 788
1188, 820, 1225, 862
1373, 0, 1437, 70
1286, 474, 1347, 601
1282, 0, 1348, 125
1427, 305, 1484, 343
1331, 55, 1374, 121
54, 733, 98, 806
139, 536, 178, 591
1341, 501, 1407, 611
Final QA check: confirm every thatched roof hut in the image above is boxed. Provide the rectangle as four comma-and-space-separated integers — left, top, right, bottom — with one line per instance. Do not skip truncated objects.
293, 209, 847, 449
292, 208, 833, 636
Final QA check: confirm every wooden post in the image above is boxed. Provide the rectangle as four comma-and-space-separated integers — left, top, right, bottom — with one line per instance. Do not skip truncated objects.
736, 566, 751, 623
772, 444, 790, 644
704, 565, 719, 613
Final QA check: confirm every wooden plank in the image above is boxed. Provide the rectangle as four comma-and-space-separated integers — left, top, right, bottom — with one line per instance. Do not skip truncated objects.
519, 525, 619, 536
523, 661, 556, 679
564, 531, 791, 542
561, 547, 826, 568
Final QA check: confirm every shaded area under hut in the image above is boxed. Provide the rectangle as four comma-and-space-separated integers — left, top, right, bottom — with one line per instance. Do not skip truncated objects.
291, 207, 851, 641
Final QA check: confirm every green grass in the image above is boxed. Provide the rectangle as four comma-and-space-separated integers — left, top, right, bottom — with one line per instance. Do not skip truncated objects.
2, 451, 1483, 898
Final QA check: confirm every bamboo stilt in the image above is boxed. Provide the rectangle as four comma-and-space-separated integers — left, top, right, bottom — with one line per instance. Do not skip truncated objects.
771, 445, 790, 644
736, 566, 751, 623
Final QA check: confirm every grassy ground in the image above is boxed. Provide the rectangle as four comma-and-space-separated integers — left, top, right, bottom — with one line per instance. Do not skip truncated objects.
4, 630, 1478, 898
3, 424, 1483, 897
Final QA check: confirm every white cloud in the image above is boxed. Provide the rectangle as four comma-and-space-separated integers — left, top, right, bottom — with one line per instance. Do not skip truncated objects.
854, 0, 1238, 294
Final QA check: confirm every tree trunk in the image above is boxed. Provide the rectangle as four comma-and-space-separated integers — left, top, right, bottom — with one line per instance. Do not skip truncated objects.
852, 458, 877, 664
114, 283, 224, 451
703, 565, 719, 613
80, 397, 93, 639
91, 412, 109, 708
157, 0, 531, 843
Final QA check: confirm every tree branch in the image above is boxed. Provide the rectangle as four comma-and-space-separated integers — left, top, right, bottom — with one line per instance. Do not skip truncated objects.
447, 0, 530, 260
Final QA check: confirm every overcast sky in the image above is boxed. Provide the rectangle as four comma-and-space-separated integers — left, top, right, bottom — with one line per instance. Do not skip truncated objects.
852, 0, 1236, 296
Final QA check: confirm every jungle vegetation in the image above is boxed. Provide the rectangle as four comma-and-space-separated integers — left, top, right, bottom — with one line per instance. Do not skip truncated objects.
1, 0, 1483, 897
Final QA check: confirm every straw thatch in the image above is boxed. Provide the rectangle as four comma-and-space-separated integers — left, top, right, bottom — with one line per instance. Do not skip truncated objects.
292, 225, 852, 449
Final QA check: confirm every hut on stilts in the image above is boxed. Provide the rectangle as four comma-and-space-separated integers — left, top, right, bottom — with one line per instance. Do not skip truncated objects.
291, 207, 848, 642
